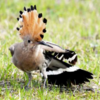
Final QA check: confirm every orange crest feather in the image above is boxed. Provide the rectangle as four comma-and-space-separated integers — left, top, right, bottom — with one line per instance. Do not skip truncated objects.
17, 5, 47, 41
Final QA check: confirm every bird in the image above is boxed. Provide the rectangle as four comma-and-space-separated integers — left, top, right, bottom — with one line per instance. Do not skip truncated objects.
9, 5, 93, 89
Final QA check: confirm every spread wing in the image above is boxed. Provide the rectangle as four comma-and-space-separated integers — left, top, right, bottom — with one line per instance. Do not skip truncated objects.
40, 41, 77, 65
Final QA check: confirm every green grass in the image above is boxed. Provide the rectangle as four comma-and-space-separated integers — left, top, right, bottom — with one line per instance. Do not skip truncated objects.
0, 0, 100, 99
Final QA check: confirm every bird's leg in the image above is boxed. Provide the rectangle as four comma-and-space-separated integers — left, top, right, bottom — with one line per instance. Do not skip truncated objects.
42, 60, 51, 88
43, 78, 47, 88
40, 66, 47, 88
25, 73, 32, 90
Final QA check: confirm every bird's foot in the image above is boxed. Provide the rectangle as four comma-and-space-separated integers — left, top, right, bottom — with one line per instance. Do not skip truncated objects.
24, 85, 31, 90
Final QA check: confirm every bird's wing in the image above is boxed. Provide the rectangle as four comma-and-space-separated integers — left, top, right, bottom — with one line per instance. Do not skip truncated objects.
39, 41, 66, 52
46, 67, 93, 85
40, 41, 77, 65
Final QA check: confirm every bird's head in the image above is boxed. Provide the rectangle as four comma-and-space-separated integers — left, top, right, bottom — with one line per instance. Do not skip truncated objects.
23, 35, 37, 47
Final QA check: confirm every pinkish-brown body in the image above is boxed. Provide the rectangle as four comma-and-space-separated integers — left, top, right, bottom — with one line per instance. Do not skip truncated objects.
11, 42, 45, 72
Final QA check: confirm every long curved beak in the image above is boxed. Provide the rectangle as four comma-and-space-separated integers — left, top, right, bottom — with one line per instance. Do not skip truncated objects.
38, 41, 53, 48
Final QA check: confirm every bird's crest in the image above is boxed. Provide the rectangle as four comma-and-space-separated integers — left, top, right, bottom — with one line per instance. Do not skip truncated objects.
16, 5, 47, 41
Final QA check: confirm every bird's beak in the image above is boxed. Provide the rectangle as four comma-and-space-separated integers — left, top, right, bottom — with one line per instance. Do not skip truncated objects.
38, 41, 53, 48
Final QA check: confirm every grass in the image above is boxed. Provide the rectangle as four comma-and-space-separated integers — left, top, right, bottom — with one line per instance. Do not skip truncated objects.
0, 0, 100, 99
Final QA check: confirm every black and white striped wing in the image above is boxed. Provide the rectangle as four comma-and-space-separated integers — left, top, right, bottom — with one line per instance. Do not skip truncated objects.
40, 41, 78, 65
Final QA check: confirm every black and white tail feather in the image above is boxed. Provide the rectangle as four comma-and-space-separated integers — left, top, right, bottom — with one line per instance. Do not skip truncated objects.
41, 45, 93, 86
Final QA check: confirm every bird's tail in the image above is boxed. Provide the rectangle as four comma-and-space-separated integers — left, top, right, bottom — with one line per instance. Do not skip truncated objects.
16, 5, 47, 41
46, 67, 93, 86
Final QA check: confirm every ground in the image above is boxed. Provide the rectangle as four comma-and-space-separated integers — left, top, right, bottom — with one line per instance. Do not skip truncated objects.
0, 0, 100, 100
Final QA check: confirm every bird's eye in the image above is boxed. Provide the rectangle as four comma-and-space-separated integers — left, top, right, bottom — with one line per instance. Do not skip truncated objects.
28, 40, 31, 43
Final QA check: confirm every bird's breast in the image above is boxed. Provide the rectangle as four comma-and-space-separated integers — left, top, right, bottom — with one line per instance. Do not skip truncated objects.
12, 45, 45, 72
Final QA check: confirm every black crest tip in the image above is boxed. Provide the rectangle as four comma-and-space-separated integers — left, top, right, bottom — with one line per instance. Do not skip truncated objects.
16, 27, 20, 31
43, 18, 47, 24
27, 8, 31, 12
19, 11, 23, 14
24, 7, 26, 11
19, 15, 22, 18
17, 18, 19, 21
43, 29, 46, 33
38, 13, 42, 18
40, 34, 44, 39
31, 5, 34, 10
34, 5, 37, 10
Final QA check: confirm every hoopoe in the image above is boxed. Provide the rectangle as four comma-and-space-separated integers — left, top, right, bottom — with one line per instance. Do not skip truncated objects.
9, 5, 93, 88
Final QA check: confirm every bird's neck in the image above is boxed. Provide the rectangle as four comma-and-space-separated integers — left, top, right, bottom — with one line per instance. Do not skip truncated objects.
35, 45, 43, 57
